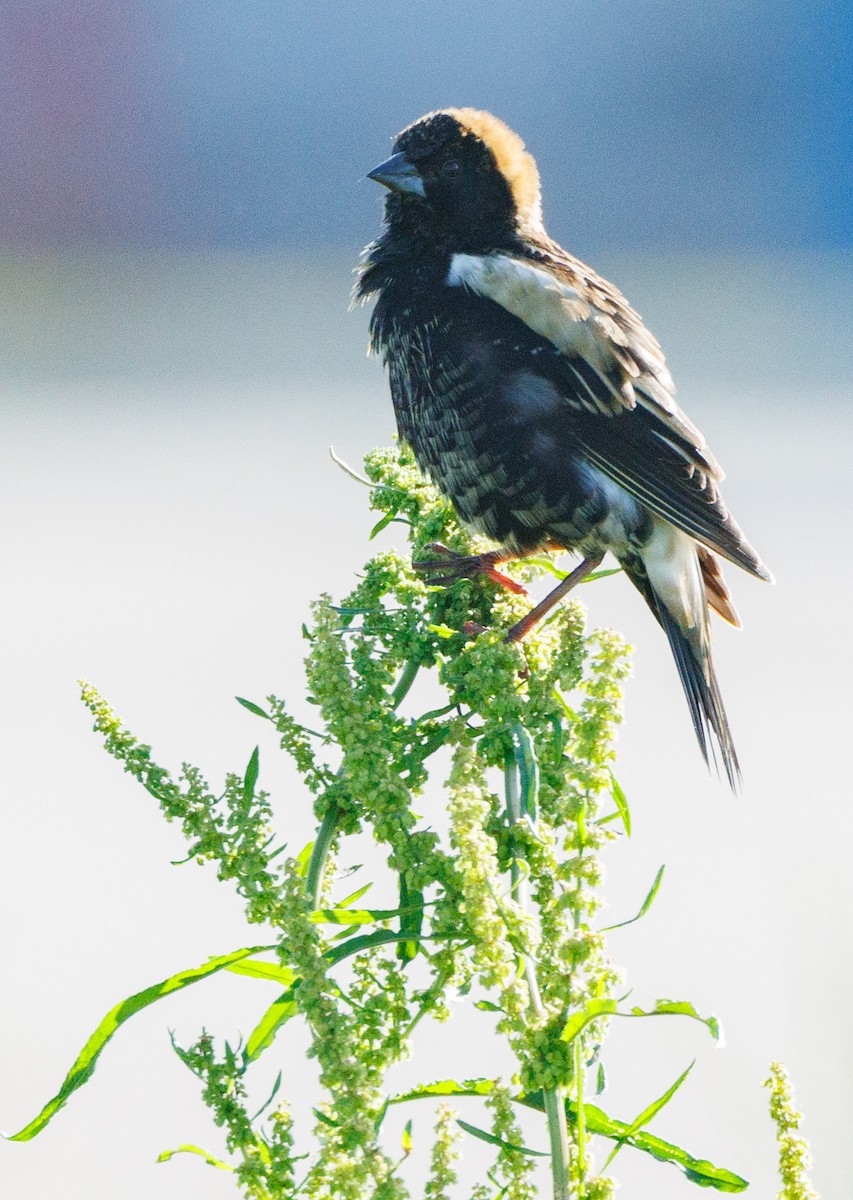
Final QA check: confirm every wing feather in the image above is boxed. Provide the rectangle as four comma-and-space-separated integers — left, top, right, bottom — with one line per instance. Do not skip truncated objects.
447, 249, 708, 440
446, 249, 771, 580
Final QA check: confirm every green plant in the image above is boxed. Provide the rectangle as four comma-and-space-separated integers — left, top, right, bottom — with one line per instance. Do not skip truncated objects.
764, 1062, 819, 1200
6, 444, 805, 1197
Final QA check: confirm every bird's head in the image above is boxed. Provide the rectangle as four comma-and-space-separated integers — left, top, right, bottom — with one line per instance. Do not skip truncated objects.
367, 108, 543, 251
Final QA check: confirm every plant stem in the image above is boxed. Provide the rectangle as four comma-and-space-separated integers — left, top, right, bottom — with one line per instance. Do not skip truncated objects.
574, 1037, 587, 1199
391, 657, 421, 708
504, 754, 571, 1200
504, 750, 522, 896
306, 801, 340, 910
544, 1089, 572, 1200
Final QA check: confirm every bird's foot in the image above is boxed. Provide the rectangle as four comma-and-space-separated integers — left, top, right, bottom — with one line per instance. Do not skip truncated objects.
412, 543, 528, 595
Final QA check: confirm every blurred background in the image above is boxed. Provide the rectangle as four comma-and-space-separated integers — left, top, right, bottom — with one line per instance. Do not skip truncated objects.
1, 2, 851, 1197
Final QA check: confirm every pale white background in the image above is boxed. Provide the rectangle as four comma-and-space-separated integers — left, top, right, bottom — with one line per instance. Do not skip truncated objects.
1, 249, 851, 1197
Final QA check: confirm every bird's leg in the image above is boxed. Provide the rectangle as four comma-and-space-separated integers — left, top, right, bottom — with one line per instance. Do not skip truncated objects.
504, 553, 604, 642
412, 542, 529, 595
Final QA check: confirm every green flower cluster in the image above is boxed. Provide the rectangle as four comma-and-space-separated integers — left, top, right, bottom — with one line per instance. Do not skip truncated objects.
276, 865, 405, 1200
484, 1084, 537, 1200
173, 1031, 298, 1199
79, 442, 731, 1200
764, 1062, 819, 1200
425, 1104, 461, 1199
447, 736, 533, 1033
79, 684, 288, 928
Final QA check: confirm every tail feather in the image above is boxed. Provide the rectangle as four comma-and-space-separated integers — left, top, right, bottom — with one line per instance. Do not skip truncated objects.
627, 520, 740, 789
698, 545, 742, 628
654, 598, 740, 789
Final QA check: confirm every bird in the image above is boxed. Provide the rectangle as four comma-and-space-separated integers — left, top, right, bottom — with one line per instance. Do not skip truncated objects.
356, 107, 772, 787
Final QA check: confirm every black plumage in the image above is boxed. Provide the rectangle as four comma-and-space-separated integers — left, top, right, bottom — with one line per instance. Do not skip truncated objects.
357, 108, 772, 787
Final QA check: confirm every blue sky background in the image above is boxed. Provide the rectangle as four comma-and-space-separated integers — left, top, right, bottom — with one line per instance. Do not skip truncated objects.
0, 0, 850, 252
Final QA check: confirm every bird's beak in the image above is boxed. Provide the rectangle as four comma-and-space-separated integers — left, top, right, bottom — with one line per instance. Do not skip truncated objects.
367, 151, 426, 198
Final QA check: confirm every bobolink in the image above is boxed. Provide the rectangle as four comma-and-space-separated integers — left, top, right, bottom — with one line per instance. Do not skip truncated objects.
357, 108, 772, 787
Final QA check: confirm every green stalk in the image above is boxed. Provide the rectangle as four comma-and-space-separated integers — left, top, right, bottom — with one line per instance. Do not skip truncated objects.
305, 801, 340, 911
571, 799, 589, 1197
391, 657, 421, 708
574, 1037, 587, 1199
504, 754, 571, 1200
504, 750, 522, 897
544, 1089, 572, 1200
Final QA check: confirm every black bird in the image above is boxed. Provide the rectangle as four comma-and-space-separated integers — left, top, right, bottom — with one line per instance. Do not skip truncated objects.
357, 108, 772, 787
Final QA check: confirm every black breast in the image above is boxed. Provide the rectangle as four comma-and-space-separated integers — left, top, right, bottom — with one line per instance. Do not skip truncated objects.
371, 285, 606, 553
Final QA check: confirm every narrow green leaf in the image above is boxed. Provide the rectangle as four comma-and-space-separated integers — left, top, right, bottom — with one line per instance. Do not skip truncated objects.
226, 959, 296, 986
243, 746, 260, 802
369, 509, 399, 539
511, 723, 539, 821
397, 871, 424, 963
602, 865, 665, 931
474, 1000, 504, 1013
330, 605, 385, 616
560, 998, 618, 1043
624, 1000, 721, 1042
519, 1092, 747, 1192
294, 841, 314, 879
329, 445, 371, 486
558, 995, 720, 1041
235, 697, 271, 720
324, 928, 457, 966
486, 1168, 513, 1199
519, 555, 570, 579
309, 908, 379, 926
412, 702, 457, 723
389, 1078, 496, 1104
4, 946, 272, 1142
428, 623, 457, 639
581, 567, 623, 582
389, 1082, 746, 1191
250, 1070, 283, 1121
552, 688, 578, 722
157, 1143, 235, 1171
328, 924, 370, 944
521, 559, 622, 584
336, 883, 372, 909
456, 1117, 548, 1158
603, 1060, 695, 1168
607, 770, 631, 836
374, 1098, 390, 1134
596, 1062, 607, 1095
308, 904, 426, 927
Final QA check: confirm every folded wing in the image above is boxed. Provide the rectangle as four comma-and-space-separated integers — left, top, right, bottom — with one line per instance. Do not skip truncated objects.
446, 249, 772, 582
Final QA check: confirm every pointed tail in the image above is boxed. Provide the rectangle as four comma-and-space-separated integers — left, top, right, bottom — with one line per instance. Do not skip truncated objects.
628, 520, 740, 789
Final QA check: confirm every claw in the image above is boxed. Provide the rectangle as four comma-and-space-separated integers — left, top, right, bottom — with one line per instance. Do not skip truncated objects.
411, 543, 466, 578
412, 543, 528, 595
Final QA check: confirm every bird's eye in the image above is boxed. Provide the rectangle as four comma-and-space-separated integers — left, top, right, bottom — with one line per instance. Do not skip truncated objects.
440, 160, 460, 177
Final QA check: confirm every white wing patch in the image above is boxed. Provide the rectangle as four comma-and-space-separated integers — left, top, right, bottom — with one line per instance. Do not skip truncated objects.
447, 253, 634, 413
445, 251, 721, 478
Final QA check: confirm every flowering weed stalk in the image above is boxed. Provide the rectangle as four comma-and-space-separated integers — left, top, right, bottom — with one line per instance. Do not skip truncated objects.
764, 1062, 819, 1200
8, 443, 792, 1197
